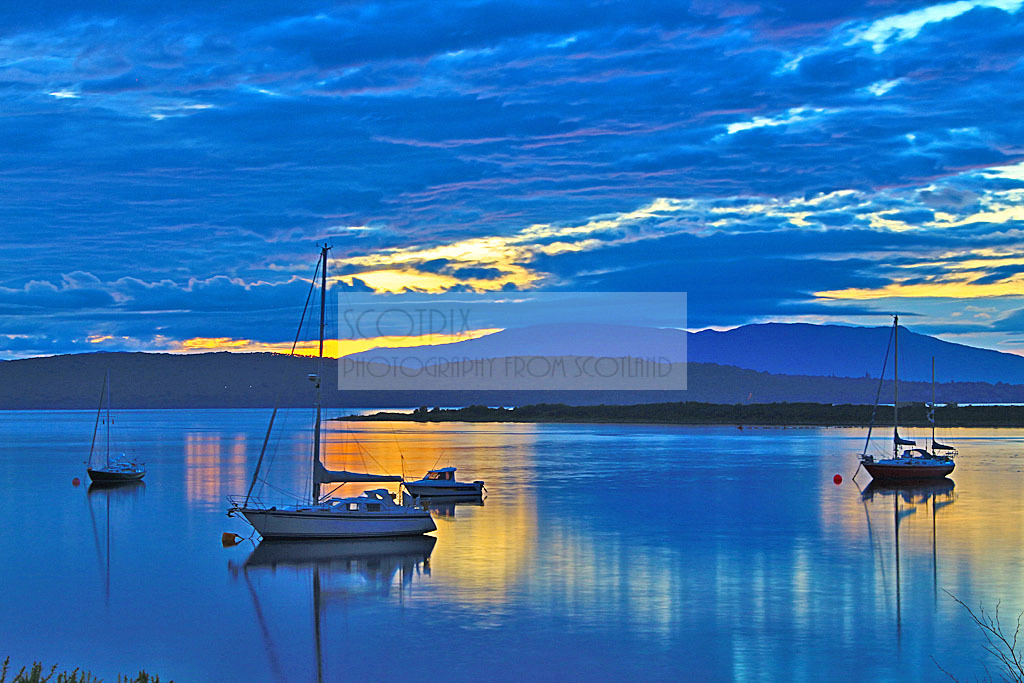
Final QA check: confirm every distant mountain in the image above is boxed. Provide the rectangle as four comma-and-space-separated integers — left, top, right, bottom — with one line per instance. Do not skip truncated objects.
346, 322, 1024, 384
689, 323, 1024, 384
347, 323, 690, 363
3, 349, 1024, 409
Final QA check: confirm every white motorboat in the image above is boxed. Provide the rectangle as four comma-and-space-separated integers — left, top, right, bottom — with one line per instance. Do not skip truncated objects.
404, 467, 484, 498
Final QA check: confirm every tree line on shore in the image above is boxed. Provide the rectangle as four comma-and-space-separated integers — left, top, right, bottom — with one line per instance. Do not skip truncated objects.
343, 401, 1024, 427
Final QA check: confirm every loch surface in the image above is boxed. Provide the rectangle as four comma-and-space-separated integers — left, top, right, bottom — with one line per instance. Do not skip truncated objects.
0, 409, 1022, 681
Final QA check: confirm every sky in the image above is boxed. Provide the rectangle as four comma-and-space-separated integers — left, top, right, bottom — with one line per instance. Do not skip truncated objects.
3, 0, 1024, 358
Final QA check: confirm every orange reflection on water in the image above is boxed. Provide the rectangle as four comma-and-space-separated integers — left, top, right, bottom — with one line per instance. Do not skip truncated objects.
185, 432, 248, 504
318, 421, 683, 628
821, 428, 1024, 616
321, 421, 539, 604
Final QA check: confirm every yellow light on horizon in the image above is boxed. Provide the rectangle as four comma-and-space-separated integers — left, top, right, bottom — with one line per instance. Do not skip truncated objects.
175, 328, 503, 358
815, 275, 1024, 300
343, 268, 534, 293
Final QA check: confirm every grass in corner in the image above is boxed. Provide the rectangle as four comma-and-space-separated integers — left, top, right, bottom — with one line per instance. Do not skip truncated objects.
0, 657, 169, 683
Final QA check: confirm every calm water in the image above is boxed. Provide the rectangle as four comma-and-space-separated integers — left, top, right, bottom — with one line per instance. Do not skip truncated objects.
1, 410, 1024, 681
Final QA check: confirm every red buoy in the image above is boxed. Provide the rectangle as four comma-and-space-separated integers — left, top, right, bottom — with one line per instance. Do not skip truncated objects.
833, 474, 842, 485
72, 477, 81, 487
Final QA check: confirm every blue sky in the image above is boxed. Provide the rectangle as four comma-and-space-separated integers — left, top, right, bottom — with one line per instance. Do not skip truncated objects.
3, 0, 1024, 358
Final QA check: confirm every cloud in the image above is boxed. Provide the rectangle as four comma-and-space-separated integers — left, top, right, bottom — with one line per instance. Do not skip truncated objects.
724, 107, 832, 135
4, 1, 1024, 356
849, 0, 1024, 53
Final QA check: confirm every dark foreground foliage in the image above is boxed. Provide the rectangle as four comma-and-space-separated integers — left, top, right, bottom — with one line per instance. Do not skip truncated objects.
0, 658, 168, 683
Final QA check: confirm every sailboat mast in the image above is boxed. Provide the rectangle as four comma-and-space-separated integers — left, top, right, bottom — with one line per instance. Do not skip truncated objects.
88, 371, 107, 468
893, 315, 899, 458
105, 369, 111, 467
931, 356, 936, 453
311, 245, 329, 503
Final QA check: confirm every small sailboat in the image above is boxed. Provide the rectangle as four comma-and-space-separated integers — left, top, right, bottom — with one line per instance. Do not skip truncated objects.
859, 316, 956, 481
228, 245, 435, 539
86, 370, 145, 483
403, 467, 485, 498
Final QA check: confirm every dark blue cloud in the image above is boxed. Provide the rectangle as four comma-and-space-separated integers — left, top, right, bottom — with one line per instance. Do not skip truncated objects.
2, 1, 1024, 356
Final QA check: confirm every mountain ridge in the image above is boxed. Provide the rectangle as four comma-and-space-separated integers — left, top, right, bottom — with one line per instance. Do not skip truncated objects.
3, 348, 1024, 408
345, 321, 1024, 384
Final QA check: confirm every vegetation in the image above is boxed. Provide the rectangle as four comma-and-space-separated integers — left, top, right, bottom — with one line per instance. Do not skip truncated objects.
0, 658, 167, 683
343, 401, 1024, 427
936, 592, 1024, 682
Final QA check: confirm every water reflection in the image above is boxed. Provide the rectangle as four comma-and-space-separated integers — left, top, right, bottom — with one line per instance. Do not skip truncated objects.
184, 432, 247, 505
241, 536, 437, 586
318, 422, 539, 604
12, 410, 1024, 680
233, 536, 436, 683
87, 479, 146, 499
86, 480, 145, 605
425, 494, 484, 519
859, 478, 957, 642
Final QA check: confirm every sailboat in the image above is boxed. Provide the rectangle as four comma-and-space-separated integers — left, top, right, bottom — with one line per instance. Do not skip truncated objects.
859, 315, 956, 481
86, 370, 146, 483
228, 245, 436, 539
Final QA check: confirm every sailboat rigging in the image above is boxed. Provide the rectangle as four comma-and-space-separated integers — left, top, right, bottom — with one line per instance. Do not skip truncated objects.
228, 245, 436, 539
86, 369, 146, 483
859, 315, 956, 481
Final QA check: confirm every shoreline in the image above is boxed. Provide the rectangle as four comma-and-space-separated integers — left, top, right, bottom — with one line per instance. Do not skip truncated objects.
335, 401, 1024, 428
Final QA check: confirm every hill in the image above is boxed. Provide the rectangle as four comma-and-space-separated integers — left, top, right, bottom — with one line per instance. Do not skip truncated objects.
2, 351, 1024, 409
345, 322, 1024, 384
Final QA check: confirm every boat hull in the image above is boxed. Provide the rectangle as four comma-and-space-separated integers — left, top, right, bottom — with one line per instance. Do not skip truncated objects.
239, 508, 436, 539
863, 460, 955, 481
87, 468, 146, 483
404, 481, 484, 497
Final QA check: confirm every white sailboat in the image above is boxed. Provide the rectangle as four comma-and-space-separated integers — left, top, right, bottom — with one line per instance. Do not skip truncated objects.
86, 370, 146, 483
228, 245, 436, 539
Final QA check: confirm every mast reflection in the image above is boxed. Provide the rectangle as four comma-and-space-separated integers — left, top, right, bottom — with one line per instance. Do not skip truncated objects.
232, 536, 436, 683
86, 480, 145, 605
861, 478, 956, 642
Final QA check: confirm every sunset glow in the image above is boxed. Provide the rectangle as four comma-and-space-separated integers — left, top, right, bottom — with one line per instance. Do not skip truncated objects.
177, 328, 503, 357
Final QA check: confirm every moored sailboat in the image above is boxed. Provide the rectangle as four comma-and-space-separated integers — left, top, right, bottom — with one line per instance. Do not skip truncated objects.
86, 370, 146, 483
859, 316, 956, 482
228, 245, 435, 539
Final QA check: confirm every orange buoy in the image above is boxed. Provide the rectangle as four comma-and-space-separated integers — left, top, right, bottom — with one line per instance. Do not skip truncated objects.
72, 477, 81, 487
833, 474, 842, 485
222, 532, 242, 547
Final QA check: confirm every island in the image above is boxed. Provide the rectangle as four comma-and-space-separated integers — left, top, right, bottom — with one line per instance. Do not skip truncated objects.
335, 401, 1024, 427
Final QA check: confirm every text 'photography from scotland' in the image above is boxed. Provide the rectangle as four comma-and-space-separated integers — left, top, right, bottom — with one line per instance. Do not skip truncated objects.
336, 292, 687, 391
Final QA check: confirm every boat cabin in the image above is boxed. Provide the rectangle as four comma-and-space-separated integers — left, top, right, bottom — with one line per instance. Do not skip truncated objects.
327, 489, 400, 512
900, 447, 955, 461
424, 467, 457, 481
